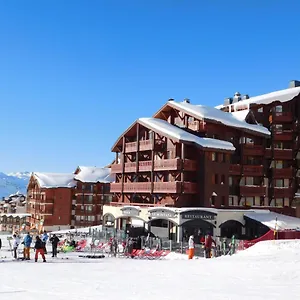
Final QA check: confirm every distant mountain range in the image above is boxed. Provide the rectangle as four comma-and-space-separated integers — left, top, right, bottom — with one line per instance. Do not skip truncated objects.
0, 172, 31, 198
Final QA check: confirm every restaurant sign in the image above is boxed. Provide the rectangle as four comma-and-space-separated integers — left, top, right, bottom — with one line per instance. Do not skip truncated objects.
181, 210, 216, 221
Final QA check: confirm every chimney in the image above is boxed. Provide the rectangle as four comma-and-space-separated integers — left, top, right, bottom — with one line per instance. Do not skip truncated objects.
289, 80, 300, 88
242, 94, 250, 100
183, 98, 190, 103
224, 97, 232, 106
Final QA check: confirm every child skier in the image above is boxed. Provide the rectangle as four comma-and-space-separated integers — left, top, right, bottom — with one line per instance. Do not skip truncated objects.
188, 235, 195, 259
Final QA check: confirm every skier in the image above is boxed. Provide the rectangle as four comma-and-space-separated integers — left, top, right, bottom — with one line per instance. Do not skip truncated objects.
229, 235, 236, 255
23, 232, 32, 260
188, 235, 195, 260
34, 236, 46, 262
41, 230, 49, 254
49, 234, 60, 257
12, 234, 20, 259
204, 234, 216, 258
0, 237, 2, 250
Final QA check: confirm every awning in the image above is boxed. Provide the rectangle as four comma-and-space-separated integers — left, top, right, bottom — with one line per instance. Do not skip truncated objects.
244, 211, 300, 231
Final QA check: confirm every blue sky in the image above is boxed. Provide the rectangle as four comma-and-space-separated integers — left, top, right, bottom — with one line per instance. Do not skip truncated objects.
1, 0, 300, 173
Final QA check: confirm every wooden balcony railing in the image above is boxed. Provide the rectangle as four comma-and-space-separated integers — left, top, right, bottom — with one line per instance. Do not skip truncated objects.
273, 149, 293, 160
229, 164, 241, 175
272, 112, 293, 123
242, 144, 264, 156
110, 181, 198, 194
240, 186, 266, 197
111, 159, 198, 174
273, 130, 293, 141
242, 165, 264, 176
273, 187, 294, 198
272, 168, 293, 179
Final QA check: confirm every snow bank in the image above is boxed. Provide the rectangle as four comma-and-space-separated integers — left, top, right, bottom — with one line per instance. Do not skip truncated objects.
237, 239, 300, 257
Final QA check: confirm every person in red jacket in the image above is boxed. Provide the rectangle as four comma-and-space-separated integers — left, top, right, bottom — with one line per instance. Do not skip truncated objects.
204, 234, 216, 258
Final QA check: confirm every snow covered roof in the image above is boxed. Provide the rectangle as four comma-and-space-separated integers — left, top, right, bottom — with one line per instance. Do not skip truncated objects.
138, 118, 235, 151
244, 211, 300, 231
74, 166, 114, 183
166, 101, 270, 136
231, 110, 251, 121
216, 86, 300, 110
33, 172, 76, 189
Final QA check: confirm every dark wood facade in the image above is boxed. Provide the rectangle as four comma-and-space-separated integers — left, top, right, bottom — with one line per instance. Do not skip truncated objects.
110, 90, 300, 217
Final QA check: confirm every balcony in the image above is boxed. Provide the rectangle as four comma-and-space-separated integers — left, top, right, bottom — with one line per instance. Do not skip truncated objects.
272, 112, 293, 123
242, 165, 264, 176
273, 130, 293, 141
272, 168, 293, 179
75, 209, 96, 215
229, 164, 241, 175
110, 181, 197, 194
124, 139, 165, 153
242, 144, 264, 156
273, 149, 293, 160
187, 120, 206, 132
40, 208, 53, 215
273, 187, 294, 198
111, 159, 198, 174
240, 186, 266, 197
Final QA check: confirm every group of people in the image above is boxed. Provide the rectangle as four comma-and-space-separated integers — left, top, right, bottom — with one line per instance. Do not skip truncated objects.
188, 234, 216, 259
12, 231, 60, 262
188, 234, 237, 259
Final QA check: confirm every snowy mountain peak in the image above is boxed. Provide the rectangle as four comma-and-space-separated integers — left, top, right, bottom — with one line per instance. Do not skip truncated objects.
0, 172, 31, 198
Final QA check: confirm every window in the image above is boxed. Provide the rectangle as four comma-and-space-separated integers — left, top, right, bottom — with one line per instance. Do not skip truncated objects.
87, 195, 93, 202
229, 197, 234, 206
212, 152, 216, 161
86, 205, 93, 211
254, 196, 261, 206
240, 197, 245, 206
275, 179, 289, 188
274, 124, 282, 132
284, 198, 290, 207
274, 142, 283, 149
82, 184, 85, 190
211, 196, 215, 206
275, 198, 283, 207
87, 216, 95, 221
258, 107, 263, 113
245, 197, 254, 206
229, 176, 233, 186
275, 161, 283, 169
274, 105, 282, 113
212, 174, 218, 184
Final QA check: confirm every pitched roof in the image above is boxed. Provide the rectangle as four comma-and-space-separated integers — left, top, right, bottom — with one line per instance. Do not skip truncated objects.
165, 101, 270, 136
138, 118, 235, 151
216, 86, 300, 110
74, 166, 114, 183
33, 172, 76, 189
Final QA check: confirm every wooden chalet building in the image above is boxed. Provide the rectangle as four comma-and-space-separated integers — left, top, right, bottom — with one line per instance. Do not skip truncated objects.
73, 166, 114, 227
110, 83, 300, 218
217, 80, 300, 217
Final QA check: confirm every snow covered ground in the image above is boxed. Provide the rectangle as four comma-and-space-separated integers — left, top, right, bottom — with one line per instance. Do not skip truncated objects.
0, 237, 299, 300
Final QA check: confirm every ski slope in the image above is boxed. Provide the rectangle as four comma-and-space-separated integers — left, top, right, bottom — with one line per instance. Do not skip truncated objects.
0, 238, 299, 300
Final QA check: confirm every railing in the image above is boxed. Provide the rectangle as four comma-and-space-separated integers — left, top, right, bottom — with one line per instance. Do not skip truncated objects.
242, 165, 264, 176
110, 181, 198, 194
273, 187, 294, 198
273, 149, 293, 160
272, 168, 293, 178
111, 159, 198, 173
272, 112, 293, 123
240, 186, 266, 196
242, 144, 264, 156
229, 164, 241, 175
273, 130, 293, 141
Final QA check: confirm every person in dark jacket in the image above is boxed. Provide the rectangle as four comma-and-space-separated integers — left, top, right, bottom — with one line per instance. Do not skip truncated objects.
0, 238, 2, 250
34, 236, 46, 262
204, 234, 216, 258
49, 234, 60, 257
